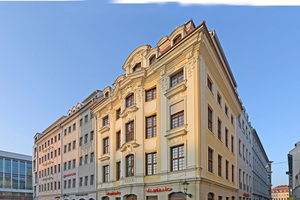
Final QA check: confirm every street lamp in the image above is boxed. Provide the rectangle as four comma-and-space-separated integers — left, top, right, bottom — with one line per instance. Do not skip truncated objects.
182, 180, 192, 198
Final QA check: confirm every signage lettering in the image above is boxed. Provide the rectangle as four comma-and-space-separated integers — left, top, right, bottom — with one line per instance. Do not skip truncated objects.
146, 187, 172, 193
243, 193, 250, 197
106, 191, 121, 195
63, 172, 76, 178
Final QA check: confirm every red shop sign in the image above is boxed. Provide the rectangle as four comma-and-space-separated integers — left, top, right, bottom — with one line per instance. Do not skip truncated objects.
243, 193, 250, 197
63, 172, 76, 178
146, 187, 172, 193
106, 191, 121, 196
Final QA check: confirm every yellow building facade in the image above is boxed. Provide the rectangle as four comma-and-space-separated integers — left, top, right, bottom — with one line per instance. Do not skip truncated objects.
92, 20, 243, 200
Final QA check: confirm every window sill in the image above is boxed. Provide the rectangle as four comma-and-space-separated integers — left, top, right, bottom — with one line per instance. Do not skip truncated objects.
99, 124, 110, 133
120, 104, 138, 118
99, 153, 110, 161
165, 125, 187, 139
165, 80, 187, 98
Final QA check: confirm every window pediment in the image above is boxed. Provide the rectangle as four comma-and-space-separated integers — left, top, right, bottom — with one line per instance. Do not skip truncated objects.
120, 141, 139, 152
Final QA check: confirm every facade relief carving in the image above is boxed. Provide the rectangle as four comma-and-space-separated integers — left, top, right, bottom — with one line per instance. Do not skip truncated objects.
187, 57, 196, 78
159, 76, 168, 93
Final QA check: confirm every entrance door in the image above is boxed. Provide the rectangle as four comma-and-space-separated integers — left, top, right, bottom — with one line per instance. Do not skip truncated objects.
169, 192, 186, 200
127, 194, 137, 200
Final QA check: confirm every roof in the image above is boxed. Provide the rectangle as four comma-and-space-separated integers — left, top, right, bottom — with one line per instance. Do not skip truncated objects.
272, 184, 289, 193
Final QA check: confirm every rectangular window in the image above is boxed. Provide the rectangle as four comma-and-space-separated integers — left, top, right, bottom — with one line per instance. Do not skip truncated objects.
146, 152, 157, 175
207, 76, 213, 92
171, 145, 184, 171
171, 111, 184, 129
64, 180, 67, 189
208, 106, 213, 132
84, 155, 88, 164
84, 176, 88, 186
103, 116, 109, 126
217, 118, 222, 141
79, 177, 83, 187
68, 161, 71, 170
170, 70, 184, 87
218, 155, 222, 177
80, 118, 83, 126
126, 155, 134, 177
58, 134, 60, 140
79, 137, 83, 146
90, 131, 94, 141
126, 121, 134, 142
79, 157, 83, 166
116, 108, 121, 120
146, 115, 157, 138
84, 134, 88, 144
64, 129, 67, 136
103, 137, 109, 154
64, 145, 67, 153
225, 104, 228, 116
58, 164, 60, 172
73, 123, 76, 130
90, 152, 94, 163
68, 179, 71, 188
126, 94, 134, 108
147, 196, 158, 200
90, 175, 94, 185
64, 162, 67, 171
103, 165, 109, 182
85, 115, 88, 123
146, 87, 156, 102
231, 136, 234, 153
116, 161, 121, 181
217, 92, 222, 106
72, 178, 76, 188
225, 128, 229, 148
68, 126, 71, 133
68, 143, 71, 151
226, 160, 229, 180
116, 131, 121, 150
72, 159, 76, 168
73, 141, 76, 149
231, 115, 234, 125
208, 147, 214, 173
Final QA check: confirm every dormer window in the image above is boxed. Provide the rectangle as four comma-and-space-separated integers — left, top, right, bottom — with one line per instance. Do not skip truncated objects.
173, 34, 182, 45
105, 92, 109, 98
132, 63, 141, 72
149, 55, 156, 65
126, 94, 134, 108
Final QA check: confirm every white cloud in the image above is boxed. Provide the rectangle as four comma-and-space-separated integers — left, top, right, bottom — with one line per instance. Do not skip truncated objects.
112, 0, 300, 6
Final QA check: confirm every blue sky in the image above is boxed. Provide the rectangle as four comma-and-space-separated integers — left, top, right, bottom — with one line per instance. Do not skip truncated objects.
0, 0, 299, 187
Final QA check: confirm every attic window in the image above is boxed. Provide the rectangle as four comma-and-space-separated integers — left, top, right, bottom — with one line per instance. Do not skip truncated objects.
173, 34, 182, 45
132, 63, 141, 72
105, 92, 109, 98
149, 55, 156, 65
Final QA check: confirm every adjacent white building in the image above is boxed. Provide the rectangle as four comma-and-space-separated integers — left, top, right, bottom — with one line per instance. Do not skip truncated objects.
252, 129, 272, 200
237, 110, 253, 200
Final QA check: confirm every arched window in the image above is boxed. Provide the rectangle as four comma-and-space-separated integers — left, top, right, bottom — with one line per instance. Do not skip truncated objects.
127, 194, 137, 200
105, 91, 109, 98
208, 193, 214, 200
102, 197, 109, 200
126, 154, 134, 177
173, 34, 182, 45
149, 55, 156, 65
169, 192, 186, 200
132, 63, 141, 72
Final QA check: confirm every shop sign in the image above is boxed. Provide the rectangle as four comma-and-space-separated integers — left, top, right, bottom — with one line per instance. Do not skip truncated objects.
243, 193, 250, 197
63, 172, 76, 178
146, 187, 172, 193
106, 191, 121, 195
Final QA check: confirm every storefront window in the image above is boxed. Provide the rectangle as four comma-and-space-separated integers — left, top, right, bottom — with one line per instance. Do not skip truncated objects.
169, 192, 186, 200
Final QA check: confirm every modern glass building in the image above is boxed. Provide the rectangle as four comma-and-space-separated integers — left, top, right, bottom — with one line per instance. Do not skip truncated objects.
0, 150, 33, 200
